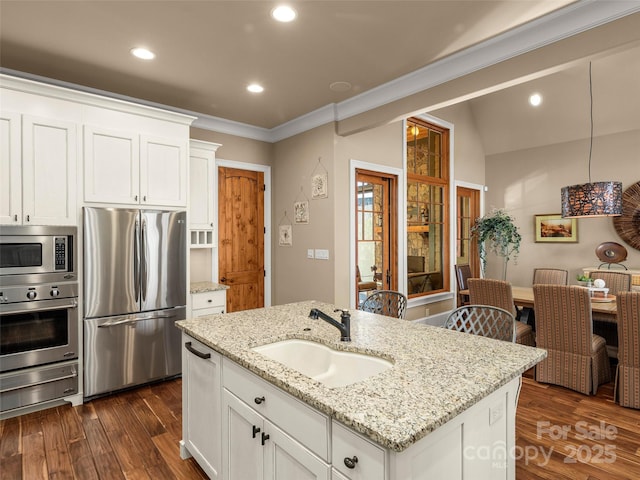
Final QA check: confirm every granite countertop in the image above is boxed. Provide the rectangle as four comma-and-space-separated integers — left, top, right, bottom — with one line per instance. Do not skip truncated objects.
176, 300, 546, 452
190, 281, 230, 294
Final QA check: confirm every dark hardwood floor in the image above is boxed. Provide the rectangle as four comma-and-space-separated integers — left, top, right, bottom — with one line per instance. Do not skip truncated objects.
1, 375, 639, 479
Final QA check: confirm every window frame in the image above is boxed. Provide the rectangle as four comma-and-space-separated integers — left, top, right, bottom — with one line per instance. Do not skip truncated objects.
404, 116, 452, 302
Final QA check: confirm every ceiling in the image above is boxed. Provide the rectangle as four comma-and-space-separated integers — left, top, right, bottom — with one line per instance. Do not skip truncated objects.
1, 1, 639, 151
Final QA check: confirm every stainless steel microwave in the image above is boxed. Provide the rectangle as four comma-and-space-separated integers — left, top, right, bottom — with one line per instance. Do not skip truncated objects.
0, 226, 76, 279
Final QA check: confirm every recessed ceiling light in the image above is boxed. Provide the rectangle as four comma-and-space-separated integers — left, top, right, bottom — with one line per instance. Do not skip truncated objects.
130, 47, 155, 60
271, 5, 297, 22
329, 81, 352, 92
247, 83, 264, 93
529, 93, 542, 107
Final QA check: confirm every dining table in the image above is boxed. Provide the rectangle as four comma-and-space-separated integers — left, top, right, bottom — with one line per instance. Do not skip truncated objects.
510, 285, 617, 322
458, 285, 618, 322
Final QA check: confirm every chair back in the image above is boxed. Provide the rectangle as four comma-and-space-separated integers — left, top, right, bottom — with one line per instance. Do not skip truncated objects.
359, 290, 407, 319
617, 291, 640, 368
455, 264, 472, 291
532, 268, 568, 285
468, 278, 517, 316
444, 305, 515, 342
533, 285, 593, 355
589, 271, 631, 296
356, 265, 376, 291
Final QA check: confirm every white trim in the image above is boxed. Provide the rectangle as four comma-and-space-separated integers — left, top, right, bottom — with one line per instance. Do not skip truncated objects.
216, 159, 272, 307
349, 160, 404, 310
3, 1, 637, 142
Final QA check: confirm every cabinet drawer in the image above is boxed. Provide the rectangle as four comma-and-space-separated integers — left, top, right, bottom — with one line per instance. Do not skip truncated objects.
192, 290, 226, 310
332, 420, 385, 480
223, 359, 330, 461
194, 306, 225, 317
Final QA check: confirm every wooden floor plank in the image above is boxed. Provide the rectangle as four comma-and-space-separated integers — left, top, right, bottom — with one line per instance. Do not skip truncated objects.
1, 375, 638, 479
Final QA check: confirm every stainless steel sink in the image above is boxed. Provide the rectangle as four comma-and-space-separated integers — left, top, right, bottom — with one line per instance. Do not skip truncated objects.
252, 339, 393, 388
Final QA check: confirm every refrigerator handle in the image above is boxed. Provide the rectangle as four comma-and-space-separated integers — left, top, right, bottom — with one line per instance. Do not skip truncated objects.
141, 217, 147, 302
134, 218, 140, 303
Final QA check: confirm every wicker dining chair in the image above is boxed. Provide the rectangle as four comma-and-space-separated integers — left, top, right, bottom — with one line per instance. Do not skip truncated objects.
468, 278, 535, 346
615, 291, 640, 409
444, 305, 516, 342
359, 290, 407, 319
588, 271, 632, 296
533, 285, 611, 395
532, 268, 568, 285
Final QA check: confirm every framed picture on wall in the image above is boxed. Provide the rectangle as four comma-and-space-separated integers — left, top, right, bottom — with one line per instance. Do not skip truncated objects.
534, 213, 578, 243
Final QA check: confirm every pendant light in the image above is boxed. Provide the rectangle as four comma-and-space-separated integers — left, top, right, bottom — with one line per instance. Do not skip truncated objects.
560, 62, 622, 218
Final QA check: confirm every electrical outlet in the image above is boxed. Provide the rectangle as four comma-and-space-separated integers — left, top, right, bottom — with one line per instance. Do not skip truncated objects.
424, 307, 430, 317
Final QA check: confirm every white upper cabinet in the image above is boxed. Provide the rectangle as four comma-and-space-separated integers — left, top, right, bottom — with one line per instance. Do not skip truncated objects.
189, 140, 221, 229
141, 135, 187, 207
84, 128, 188, 207
84, 126, 139, 205
1, 111, 77, 226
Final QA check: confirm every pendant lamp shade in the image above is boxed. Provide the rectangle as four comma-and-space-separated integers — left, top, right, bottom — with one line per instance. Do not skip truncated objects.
561, 181, 623, 218
560, 62, 622, 218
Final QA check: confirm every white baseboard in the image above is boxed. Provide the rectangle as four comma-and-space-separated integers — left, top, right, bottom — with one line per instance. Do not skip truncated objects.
412, 310, 452, 327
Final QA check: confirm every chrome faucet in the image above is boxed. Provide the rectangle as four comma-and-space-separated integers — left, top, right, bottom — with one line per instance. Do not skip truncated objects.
309, 308, 351, 342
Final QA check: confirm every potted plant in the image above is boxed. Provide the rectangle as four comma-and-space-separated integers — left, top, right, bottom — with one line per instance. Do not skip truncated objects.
471, 208, 521, 280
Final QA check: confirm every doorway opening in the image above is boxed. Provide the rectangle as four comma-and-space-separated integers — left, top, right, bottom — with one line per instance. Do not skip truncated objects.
355, 168, 398, 306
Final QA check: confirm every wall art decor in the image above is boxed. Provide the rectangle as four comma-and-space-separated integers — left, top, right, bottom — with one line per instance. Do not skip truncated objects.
534, 213, 578, 243
294, 201, 309, 224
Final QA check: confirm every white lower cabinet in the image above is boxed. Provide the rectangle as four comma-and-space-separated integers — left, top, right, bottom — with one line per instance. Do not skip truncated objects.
181, 335, 222, 479
182, 331, 521, 480
223, 390, 330, 480
191, 290, 226, 317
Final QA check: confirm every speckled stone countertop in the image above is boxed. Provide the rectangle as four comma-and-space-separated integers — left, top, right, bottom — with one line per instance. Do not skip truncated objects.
176, 300, 546, 452
190, 281, 229, 294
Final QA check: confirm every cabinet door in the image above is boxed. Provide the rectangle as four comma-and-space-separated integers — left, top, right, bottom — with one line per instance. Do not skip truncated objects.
189, 146, 215, 229
264, 422, 330, 480
182, 336, 222, 479
22, 115, 77, 225
84, 125, 139, 204
223, 390, 264, 480
0, 111, 21, 225
140, 136, 187, 207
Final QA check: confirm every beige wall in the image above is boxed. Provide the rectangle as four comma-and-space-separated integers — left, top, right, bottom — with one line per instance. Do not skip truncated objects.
272, 123, 336, 304
432, 102, 486, 185
485, 129, 640, 285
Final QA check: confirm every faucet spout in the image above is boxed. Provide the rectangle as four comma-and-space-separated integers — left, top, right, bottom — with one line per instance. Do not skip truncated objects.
309, 308, 351, 342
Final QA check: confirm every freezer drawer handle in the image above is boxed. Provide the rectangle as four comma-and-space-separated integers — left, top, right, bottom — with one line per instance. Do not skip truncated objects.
185, 342, 211, 359
0, 370, 77, 394
98, 313, 176, 328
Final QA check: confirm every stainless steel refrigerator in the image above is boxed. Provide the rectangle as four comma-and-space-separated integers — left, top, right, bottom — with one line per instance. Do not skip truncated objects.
83, 207, 186, 398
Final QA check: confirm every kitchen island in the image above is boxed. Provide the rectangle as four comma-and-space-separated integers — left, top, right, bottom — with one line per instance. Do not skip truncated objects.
176, 300, 546, 480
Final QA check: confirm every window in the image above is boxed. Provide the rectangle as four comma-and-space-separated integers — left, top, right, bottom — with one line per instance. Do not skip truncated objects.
406, 117, 450, 298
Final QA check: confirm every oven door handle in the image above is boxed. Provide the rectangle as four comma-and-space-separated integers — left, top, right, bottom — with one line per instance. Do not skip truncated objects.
1, 298, 78, 315
97, 313, 177, 328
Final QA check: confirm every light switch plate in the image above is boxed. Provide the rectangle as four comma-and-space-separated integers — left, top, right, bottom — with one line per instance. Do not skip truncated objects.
307, 249, 314, 259
315, 249, 329, 260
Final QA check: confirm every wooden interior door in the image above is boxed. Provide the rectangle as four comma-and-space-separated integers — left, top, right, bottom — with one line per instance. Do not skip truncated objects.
218, 167, 264, 312
456, 186, 480, 278
355, 169, 397, 305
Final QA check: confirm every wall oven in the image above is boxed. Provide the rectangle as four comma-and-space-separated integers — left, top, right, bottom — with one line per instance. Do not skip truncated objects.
0, 226, 79, 415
